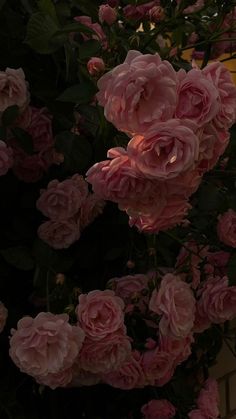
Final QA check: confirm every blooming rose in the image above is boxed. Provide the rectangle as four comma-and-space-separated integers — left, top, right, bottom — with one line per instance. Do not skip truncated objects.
87, 57, 105, 76
175, 68, 219, 126
141, 399, 176, 419
196, 276, 236, 325
202, 61, 236, 128
78, 332, 132, 373
109, 274, 149, 304
141, 347, 174, 386
74, 16, 107, 49
159, 334, 194, 367
37, 175, 87, 221
38, 219, 80, 249
0, 302, 8, 333
97, 50, 177, 134
127, 120, 199, 179
103, 351, 145, 389
99, 5, 117, 25
148, 6, 164, 22
0, 141, 13, 176
197, 378, 219, 418
36, 368, 73, 390
76, 290, 125, 340
149, 274, 196, 338
217, 209, 236, 247
0, 68, 29, 113
9, 313, 85, 382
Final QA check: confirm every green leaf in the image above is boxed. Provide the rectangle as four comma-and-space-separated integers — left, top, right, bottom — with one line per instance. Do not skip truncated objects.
78, 40, 101, 59
38, 0, 59, 24
57, 81, 96, 104
0, 246, 35, 271
11, 127, 34, 155
55, 131, 93, 173
227, 253, 236, 286
2, 105, 19, 127
25, 12, 59, 54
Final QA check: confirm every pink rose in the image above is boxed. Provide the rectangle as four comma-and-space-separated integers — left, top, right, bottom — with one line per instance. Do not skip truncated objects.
79, 194, 105, 230
217, 209, 236, 247
197, 378, 219, 418
87, 57, 105, 76
124, 1, 160, 20
176, 68, 219, 126
38, 219, 80, 249
141, 347, 174, 386
78, 332, 131, 373
198, 123, 230, 173
148, 6, 164, 22
129, 195, 191, 233
36, 368, 73, 389
9, 313, 85, 382
0, 302, 8, 333
103, 351, 145, 389
97, 50, 177, 134
149, 274, 196, 338
74, 16, 107, 49
99, 5, 117, 25
188, 410, 206, 419
166, 169, 202, 198
110, 273, 148, 299
197, 276, 236, 325
141, 399, 176, 419
76, 290, 125, 340
127, 120, 199, 179
0, 141, 13, 176
202, 59, 236, 129
0, 68, 29, 113
159, 334, 194, 367
37, 175, 88, 221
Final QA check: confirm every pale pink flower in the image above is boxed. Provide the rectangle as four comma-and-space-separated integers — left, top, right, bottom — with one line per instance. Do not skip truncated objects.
109, 274, 149, 305
99, 5, 117, 25
0, 302, 8, 333
141, 347, 174, 386
159, 334, 194, 367
76, 290, 125, 340
103, 350, 145, 389
37, 175, 87, 221
0, 68, 29, 113
127, 120, 199, 179
197, 378, 219, 418
87, 57, 105, 76
0, 141, 13, 176
149, 274, 196, 338
9, 313, 85, 380
36, 368, 73, 389
78, 332, 132, 373
176, 68, 219, 127
202, 61, 236, 129
38, 219, 80, 249
74, 16, 107, 49
141, 399, 176, 419
97, 50, 177, 134
217, 209, 236, 248
148, 6, 164, 22
197, 276, 236, 325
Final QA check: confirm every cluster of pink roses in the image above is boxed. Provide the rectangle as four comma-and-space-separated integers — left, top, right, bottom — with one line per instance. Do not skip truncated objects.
37, 174, 105, 249
87, 50, 236, 233
0, 68, 63, 182
188, 378, 220, 419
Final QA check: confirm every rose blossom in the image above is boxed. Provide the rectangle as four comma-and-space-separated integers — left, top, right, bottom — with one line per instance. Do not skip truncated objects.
141, 347, 174, 386
127, 119, 199, 179
149, 274, 196, 338
0, 68, 29, 113
37, 175, 87, 221
78, 332, 132, 373
87, 57, 105, 76
99, 5, 117, 25
189, 378, 219, 418
202, 59, 236, 129
123, 1, 160, 20
102, 350, 145, 389
141, 399, 176, 419
36, 368, 73, 389
9, 313, 85, 382
109, 274, 149, 304
74, 16, 107, 49
217, 209, 236, 248
175, 68, 219, 126
196, 276, 236, 325
0, 302, 8, 333
159, 334, 194, 367
97, 50, 177, 134
148, 6, 164, 22
0, 141, 13, 176
76, 290, 125, 340
38, 219, 80, 249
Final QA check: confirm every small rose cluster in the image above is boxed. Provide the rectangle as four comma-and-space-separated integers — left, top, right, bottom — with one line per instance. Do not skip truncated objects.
188, 378, 220, 419
0, 68, 62, 182
37, 174, 105, 249
87, 50, 236, 233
